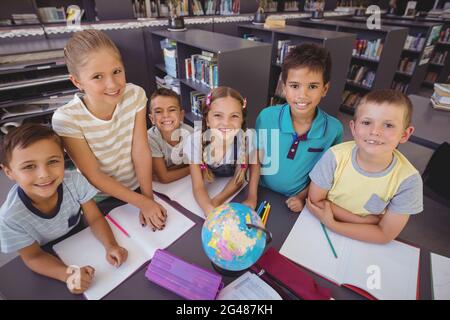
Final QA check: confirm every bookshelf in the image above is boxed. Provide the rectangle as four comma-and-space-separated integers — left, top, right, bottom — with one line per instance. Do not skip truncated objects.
149, 29, 271, 127
424, 20, 450, 85
0, 40, 77, 135
288, 19, 407, 114
338, 16, 443, 94
237, 23, 355, 117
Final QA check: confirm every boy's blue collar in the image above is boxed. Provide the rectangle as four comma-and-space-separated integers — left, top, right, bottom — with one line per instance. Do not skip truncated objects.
279, 104, 327, 139
17, 184, 64, 219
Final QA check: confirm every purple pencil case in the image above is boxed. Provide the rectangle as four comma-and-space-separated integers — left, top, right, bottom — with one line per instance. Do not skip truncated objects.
145, 249, 223, 300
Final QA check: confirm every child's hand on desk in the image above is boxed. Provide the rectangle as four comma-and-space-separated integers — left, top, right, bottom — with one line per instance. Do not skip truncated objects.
139, 199, 167, 231
106, 245, 128, 267
306, 198, 334, 227
286, 196, 305, 213
66, 265, 95, 294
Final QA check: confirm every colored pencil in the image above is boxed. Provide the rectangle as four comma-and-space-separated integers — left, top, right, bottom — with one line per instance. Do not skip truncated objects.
106, 215, 130, 238
321, 223, 338, 258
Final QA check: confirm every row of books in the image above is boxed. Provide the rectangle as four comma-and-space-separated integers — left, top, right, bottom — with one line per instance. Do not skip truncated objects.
132, 0, 159, 18
276, 40, 296, 65
431, 51, 448, 66
431, 83, 450, 111
342, 90, 363, 110
190, 91, 206, 117
397, 57, 417, 75
404, 34, 426, 52
391, 80, 409, 94
439, 28, 450, 43
425, 71, 439, 84
284, 1, 299, 11
352, 39, 383, 61
185, 51, 219, 89
347, 65, 376, 89
218, 0, 240, 15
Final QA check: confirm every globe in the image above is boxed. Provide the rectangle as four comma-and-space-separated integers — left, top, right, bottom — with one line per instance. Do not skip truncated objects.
201, 202, 270, 275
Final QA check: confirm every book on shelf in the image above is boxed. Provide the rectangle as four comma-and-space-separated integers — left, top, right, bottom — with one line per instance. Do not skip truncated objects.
160, 39, 177, 78
155, 75, 180, 94
347, 65, 375, 88
397, 57, 417, 75
191, 0, 205, 15
404, 34, 425, 51
132, 0, 158, 18
391, 80, 409, 94
190, 91, 205, 117
205, 0, 220, 15
284, 0, 299, 11
242, 34, 263, 42
219, 0, 240, 15
11, 13, 40, 25
353, 39, 383, 61
188, 52, 218, 89
434, 83, 450, 96
439, 27, 450, 43
280, 207, 420, 300
276, 40, 296, 65
431, 51, 448, 65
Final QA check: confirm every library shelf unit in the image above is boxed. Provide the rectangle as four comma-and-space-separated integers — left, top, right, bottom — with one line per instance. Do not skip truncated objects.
0, 37, 77, 136
236, 23, 355, 117
149, 29, 271, 127
288, 18, 408, 114
338, 16, 444, 94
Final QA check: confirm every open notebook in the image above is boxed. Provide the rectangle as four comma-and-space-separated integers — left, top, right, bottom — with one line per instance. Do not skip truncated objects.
280, 207, 420, 300
53, 195, 195, 300
152, 175, 247, 219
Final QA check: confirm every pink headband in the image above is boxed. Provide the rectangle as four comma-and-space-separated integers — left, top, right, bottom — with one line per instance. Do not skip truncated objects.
204, 92, 247, 109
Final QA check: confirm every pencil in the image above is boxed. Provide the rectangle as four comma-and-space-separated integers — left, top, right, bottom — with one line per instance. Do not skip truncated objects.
261, 203, 271, 225
263, 203, 271, 225
256, 201, 266, 216
106, 215, 130, 238
321, 223, 338, 258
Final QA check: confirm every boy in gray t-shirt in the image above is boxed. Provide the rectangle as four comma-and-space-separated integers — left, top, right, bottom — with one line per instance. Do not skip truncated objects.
148, 88, 193, 183
0, 124, 127, 294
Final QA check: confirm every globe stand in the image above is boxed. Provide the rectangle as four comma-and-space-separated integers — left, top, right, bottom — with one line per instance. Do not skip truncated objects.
211, 263, 248, 277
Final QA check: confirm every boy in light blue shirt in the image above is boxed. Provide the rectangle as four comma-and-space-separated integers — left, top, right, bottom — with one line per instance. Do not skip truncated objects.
0, 124, 127, 294
256, 43, 343, 213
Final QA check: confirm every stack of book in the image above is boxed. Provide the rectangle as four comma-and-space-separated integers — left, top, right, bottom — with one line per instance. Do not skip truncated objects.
404, 34, 426, 51
353, 38, 384, 61
11, 13, 40, 25
431, 83, 450, 111
185, 51, 218, 89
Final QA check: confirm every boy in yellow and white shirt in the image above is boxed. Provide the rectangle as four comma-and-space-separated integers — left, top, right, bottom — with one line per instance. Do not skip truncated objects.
307, 90, 423, 244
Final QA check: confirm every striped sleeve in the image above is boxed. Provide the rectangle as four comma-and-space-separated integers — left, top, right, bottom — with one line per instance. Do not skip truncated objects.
52, 106, 84, 139
0, 216, 35, 253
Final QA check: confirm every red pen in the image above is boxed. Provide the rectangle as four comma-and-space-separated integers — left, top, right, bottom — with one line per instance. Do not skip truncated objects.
106, 215, 130, 238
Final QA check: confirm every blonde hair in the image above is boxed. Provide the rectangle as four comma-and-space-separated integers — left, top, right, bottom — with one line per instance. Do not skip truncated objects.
64, 29, 123, 77
201, 86, 248, 184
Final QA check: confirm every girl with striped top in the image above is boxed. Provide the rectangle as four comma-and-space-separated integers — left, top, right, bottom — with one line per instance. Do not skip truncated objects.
52, 30, 166, 231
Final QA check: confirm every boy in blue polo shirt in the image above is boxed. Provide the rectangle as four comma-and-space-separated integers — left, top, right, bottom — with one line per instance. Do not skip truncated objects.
256, 43, 343, 213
